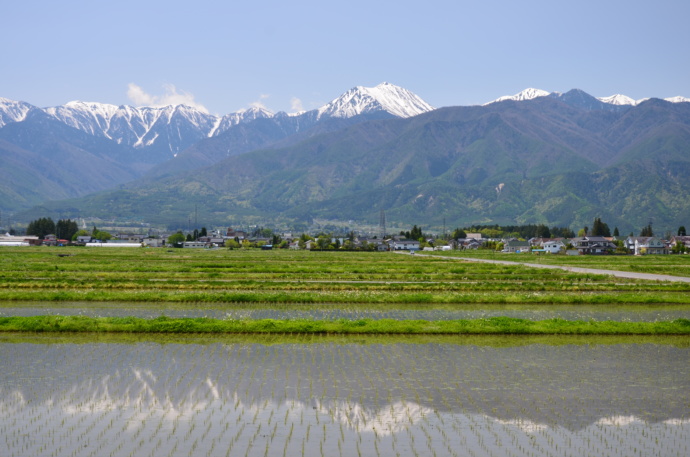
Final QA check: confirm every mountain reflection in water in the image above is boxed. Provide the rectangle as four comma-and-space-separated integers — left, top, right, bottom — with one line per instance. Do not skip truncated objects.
1, 337, 689, 457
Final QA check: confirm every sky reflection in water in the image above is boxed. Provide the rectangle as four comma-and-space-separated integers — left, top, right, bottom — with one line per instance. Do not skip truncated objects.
1, 337, 689, 456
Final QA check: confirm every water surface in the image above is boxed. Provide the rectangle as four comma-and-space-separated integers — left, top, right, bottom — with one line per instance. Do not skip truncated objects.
1, 335, 689, 457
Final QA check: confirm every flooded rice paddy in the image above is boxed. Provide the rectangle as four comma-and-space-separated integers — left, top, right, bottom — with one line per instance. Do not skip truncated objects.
1, 334, 689, 457
2, 249, 690, 456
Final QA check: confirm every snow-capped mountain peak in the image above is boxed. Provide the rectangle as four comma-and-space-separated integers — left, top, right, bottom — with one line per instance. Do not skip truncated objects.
63, 100, 120, 111
45, 101, 122, 137
0, 97, 36, 127
211, 106, 275, 136
597, 94, 637, 106
665, 96, 690, 104
316, 82, 434, 119
485, 88, 551, 105
597, 94, 690, 106
486, 89, 690, 108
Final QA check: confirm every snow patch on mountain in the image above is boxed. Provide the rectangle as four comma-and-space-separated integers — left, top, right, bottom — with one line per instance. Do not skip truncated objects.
43, 101, 277, 143
486, 89, 689, 107
45, 101, 121, 138
208, 117, 223, 138
597, 94, 638, 106
316, 82, 433, 119
212, 106, 274, 136
664, 96, 690, 104
45, 102, 219, 148
0, 97, 36, 128
485, 88, 551, 105
597, 94, 690, 106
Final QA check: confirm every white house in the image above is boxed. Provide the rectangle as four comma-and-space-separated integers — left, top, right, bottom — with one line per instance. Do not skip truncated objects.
143, 238, 165, 248
0, 234, 35, 246
390, 239, 420, 251
182, 241, 208, 249
625, 236, 668, 255
85, 242, 142, 248
542, 240, 566, 254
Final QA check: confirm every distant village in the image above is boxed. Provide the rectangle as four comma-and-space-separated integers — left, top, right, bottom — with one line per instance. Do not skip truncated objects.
2, 225, 689, 255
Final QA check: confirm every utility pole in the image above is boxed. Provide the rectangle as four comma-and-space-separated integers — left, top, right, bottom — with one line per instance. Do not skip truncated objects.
379, 209, 386, 240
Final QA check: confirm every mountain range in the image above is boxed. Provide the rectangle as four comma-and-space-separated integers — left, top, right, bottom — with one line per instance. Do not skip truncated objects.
485, 87, 690, 107
1, 83, 689, 234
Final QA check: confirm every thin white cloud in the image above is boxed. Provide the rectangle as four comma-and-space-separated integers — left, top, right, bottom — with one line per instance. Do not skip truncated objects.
127, 83, 209, 113
127, 83, 155, 106
290, 97, 304, 112
249, 93, 270, 110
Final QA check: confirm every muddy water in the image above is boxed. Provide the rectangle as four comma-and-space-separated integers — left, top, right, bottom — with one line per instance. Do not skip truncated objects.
1, 335, 689, 457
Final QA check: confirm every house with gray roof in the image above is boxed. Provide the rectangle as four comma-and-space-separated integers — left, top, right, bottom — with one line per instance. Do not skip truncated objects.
625, 236, 668, 255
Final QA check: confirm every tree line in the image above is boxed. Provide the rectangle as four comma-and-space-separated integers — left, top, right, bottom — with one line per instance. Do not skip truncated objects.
25, 217, 113, 242
405, 218, 688, 242
442, 224, 575, 240
26, 218, 80, 241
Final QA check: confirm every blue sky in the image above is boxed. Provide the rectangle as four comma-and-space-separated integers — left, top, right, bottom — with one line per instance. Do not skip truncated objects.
2, 0, 689, 115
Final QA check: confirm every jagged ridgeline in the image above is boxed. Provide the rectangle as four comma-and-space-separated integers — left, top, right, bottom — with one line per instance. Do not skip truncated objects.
1, 85, 689, 232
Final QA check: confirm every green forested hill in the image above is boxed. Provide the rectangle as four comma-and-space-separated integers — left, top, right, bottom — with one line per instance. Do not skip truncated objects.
18, 97, 690, 233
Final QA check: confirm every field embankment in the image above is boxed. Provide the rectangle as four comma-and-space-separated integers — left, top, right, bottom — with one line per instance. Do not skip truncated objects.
1, 315, 689, 335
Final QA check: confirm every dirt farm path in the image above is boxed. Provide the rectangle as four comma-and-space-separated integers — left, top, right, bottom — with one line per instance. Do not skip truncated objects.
405, 252, 690, 283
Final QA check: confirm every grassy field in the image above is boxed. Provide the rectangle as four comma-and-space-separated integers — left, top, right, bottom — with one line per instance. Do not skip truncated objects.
1, 247, 690, 304
1, 246, 690, 334
1, 314, 689, 334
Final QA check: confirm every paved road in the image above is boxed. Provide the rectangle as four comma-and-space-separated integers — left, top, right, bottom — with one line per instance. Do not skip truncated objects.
404, 252, 690, 283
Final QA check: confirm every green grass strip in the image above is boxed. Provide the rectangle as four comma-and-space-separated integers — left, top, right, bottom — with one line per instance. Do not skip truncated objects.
3, 290, 690, 304
1, 316, 689, 335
